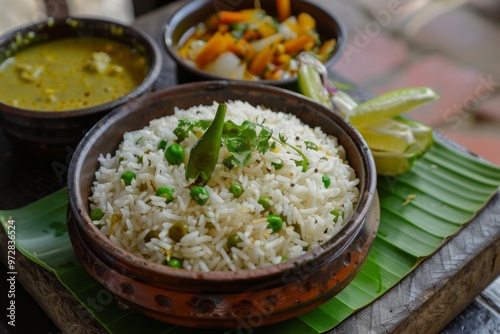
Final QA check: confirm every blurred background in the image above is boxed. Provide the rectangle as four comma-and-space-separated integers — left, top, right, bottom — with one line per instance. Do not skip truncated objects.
1, 0, 499, 167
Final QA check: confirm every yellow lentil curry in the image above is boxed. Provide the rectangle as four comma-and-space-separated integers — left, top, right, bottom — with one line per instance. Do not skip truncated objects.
0, 37, 149, 111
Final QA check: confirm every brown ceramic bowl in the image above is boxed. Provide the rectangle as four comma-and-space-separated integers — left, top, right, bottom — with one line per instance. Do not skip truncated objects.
67, 81, 378, 328
163, 0, 346, 87
0, 16, 162, 158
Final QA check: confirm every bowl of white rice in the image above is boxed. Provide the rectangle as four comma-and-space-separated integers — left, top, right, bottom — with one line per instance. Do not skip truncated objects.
67, 80, 379, 328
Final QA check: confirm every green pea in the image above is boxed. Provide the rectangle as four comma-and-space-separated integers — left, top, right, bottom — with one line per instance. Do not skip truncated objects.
165, 143, 185, 165
267, 214, 283, 232
89, 208, 104, 221
121, 171, 136, 186
169, 222, 188, 242
227, 234, 243, 249
258, 195, 272, 210
331, 209, 344, 222
229, 183, 244, 198
281, 256, 288, 262
190, 186, 209, 205
322, 174, 331, 188
305, 141, 318, 151
165, 257, 182, 268
144, 230, 159, 242
158, 139, 168, 150
156, 186, 174, 203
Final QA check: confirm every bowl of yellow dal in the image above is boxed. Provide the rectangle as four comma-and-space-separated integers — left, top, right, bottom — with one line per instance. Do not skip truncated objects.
0, 16, 162, 157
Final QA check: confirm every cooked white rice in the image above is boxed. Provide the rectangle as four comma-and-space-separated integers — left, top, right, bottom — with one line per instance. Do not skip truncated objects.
89, 100, 359, 272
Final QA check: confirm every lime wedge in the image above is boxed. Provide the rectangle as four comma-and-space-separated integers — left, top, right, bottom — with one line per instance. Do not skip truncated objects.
358, 118, 415, 154
371, 120, 433, 175
394, 117, 433, 156
346, 87, 438, 127
372, 149, 418, 176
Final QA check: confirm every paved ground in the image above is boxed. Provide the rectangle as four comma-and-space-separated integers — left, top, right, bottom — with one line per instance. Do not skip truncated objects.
331, 0, 500, 166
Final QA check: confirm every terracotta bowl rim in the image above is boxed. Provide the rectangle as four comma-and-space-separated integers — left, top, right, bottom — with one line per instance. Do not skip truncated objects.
67, 80, 377, 282
0, 15, 162, 119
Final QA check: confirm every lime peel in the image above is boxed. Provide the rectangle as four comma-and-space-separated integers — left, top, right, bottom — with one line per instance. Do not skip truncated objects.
346, 87, 439, 127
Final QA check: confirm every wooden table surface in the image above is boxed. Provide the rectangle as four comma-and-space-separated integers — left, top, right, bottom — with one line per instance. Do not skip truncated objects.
1, 1, 499, 333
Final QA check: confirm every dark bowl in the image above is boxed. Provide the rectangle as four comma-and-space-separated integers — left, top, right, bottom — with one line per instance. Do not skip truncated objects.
0, 16, 162, 158
67, 81, 378, 328
163, 0, 346, 87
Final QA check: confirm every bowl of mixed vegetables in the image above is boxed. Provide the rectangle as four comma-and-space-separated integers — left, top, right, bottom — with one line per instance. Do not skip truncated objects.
163, 0, 345, 86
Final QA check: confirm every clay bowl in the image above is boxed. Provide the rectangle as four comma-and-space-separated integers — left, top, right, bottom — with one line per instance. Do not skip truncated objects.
0, 16, 162, 158
163, 0, 346, 88
67, 81, 378, 328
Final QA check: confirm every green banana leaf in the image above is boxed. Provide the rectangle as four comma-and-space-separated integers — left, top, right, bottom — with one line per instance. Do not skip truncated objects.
1, 138, 500, 334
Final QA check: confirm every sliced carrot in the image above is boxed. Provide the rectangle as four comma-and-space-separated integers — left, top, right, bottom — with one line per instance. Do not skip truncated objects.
243, 29, 260, 41
276, 0, 291, 22
219, 11, 251, 24
257, 22, 277, 38
249, 42, 276, 76
297, 13, 316, 35
318, 39, 336, 57
218, 23, 229, 34
228, 38, 256, 60
282, 34, 315, 55
194, 32, 229, 68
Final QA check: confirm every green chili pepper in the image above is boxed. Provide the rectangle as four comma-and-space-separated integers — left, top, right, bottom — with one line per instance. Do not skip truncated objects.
165, 144, 185, 165
190, 186, 210, 205
121, 171, 136, 186
186, 103, 227, 184
267, 214, 283, 232
322, 174, 331, 188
